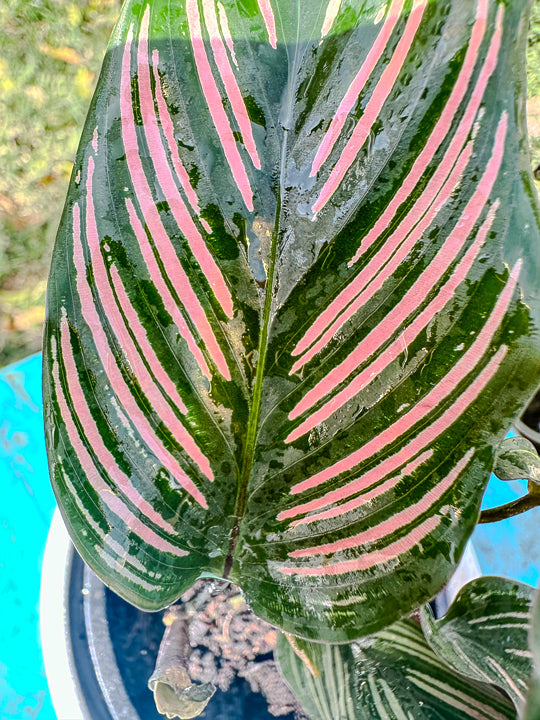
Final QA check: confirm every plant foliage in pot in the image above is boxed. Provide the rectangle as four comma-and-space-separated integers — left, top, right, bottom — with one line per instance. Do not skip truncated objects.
43, 0, 540, 717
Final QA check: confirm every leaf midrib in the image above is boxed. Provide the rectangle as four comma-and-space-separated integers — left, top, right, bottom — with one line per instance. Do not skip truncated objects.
222, 5, 309, 576
223, 190, 282, 577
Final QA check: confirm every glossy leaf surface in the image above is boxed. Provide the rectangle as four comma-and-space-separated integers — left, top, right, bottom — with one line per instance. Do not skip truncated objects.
44, 0, 540, 640
493, 437, 540, 484
276, 619, 517, 720
420, 576, 534, 712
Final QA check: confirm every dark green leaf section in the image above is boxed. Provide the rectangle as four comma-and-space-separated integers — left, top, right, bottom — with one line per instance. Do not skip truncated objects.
420, 577, 534, 712
276, 619, 517, 720
44, 0, 540, 640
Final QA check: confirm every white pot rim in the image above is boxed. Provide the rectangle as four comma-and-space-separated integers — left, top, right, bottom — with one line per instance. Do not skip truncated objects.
39, 508, 85, 720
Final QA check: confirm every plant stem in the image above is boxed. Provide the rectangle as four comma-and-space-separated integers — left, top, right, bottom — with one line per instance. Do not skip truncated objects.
223, 195, 281, 579
478, 493, 540, 523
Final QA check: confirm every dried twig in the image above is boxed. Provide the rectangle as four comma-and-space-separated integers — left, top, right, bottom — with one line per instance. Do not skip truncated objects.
148, 606, 216, 720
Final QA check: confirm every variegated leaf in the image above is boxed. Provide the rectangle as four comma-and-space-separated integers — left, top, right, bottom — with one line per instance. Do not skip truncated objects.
44, 0, 540, 641
275, 619, 517, 720
420, 576, 534, 713
494, 436, 540, 484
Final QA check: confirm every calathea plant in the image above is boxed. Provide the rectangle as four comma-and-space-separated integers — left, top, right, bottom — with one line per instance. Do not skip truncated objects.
43, 0, 540, 716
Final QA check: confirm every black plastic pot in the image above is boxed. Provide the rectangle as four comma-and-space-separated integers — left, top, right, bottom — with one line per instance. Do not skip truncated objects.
65, 547, 296, 720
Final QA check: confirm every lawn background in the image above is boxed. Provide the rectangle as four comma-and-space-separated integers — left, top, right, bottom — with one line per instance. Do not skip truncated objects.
0, 0, 121, 366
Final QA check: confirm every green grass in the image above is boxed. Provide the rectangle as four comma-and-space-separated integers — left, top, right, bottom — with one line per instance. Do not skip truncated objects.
0, 0, 121, 366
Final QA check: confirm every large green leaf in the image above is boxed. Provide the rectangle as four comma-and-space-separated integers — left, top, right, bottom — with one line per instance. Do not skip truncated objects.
275, 619, 517, 719
420, 576, 534, 713
43, 0, 540, 640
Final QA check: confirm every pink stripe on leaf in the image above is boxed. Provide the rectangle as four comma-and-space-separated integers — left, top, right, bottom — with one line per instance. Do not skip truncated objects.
151, 50, 201, 215
217, 3, 238, 67
120, 24, 231, 380
72, 204, 211, 508
186, 0, 254, 209
137, 10, 234, 321
279, 346, 508, 523
288, 450, 473, 557
312, 0, 405, 175
290, 258, 518, 497
290, 450, 433, 527
292, 0, 502, 366
202, 0, 261, 169
124, 198, 210, 379
279, 516, 441, 576
321, 0, 342, 39
348, 0, 501, 267
52, 330, 189, 556
312, 0, 427, 216
257, 0, 277, 48
287, 202, 499, 443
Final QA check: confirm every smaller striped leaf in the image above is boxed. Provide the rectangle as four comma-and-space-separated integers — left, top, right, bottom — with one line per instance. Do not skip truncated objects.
523, 589, 540, 720
275, 618, 517, 720
494, 437, 540, 484
420, 576, 534, 713
277, 635, 357, 720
